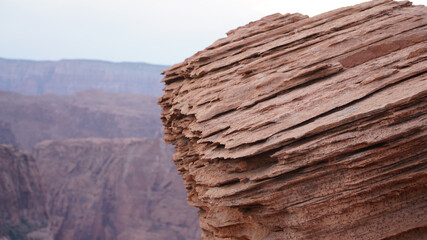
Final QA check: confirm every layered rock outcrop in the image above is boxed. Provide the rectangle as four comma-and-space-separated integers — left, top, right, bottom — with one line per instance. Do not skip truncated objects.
159, 0, 427, 239
33, 138, 200, 240
0, 144, 53, 240
0, 89, 163, 150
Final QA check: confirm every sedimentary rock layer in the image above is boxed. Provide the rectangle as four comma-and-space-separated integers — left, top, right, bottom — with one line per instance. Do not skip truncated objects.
159, 0, 427, 239
0, 144, 53, 240
33, 138, 200, 240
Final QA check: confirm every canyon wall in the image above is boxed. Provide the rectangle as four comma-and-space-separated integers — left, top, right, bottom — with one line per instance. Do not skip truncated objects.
159, 0, 427, 239
33, 138, 200, 240
0, 89, 163, 150
0, 58, 167, 96
0, 144, 53, 240
0, 121, 18, 146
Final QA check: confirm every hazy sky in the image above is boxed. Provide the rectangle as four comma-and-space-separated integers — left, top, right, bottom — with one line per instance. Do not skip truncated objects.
1, 0, 426, 65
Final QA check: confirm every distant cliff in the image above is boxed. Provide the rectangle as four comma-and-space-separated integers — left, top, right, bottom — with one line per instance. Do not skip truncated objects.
0, 89, 163, 150
0, 58, 167, 96
0, 144, 53, 240
33, 138, 200, 240
159, 0, 427, 239
0, 121, 18, 146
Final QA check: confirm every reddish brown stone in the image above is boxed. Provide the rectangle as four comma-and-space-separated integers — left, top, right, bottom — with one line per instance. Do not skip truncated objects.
159, 0, 427, 239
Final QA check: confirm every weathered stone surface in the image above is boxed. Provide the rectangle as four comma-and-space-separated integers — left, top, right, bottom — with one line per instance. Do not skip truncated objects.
0, 89, 163, 150
159, 0, 427, 239
33, 138, 200, 240
0, 144, 53, 240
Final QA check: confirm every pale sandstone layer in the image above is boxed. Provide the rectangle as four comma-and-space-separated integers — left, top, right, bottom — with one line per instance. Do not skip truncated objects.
0, 144, 53, 240
159, 0, 427, 239
33, 138, 200, 240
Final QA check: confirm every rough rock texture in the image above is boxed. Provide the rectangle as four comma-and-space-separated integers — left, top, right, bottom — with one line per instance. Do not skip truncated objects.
0, 121, 18, 146
159, 0, 427, 239
33, 138, 200, 240
0, 89, 163, 150
0, 58, 167, 96
0, 144, 53, 240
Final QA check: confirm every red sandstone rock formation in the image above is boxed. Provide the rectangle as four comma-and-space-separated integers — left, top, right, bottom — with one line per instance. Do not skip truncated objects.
0, 144, 53, 240
159, 0, 427, 239
33, 138, 200, 240
0, 89, 163, 150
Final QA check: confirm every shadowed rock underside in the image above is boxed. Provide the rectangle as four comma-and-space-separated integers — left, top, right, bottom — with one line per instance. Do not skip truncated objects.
159, 0, 427, 239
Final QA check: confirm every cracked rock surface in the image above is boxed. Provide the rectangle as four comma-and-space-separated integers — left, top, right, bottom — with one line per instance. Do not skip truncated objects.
159, 0, 427, 239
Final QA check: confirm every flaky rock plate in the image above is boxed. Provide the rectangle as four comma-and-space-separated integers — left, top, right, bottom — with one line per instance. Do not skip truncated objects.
159, 0, 427, 239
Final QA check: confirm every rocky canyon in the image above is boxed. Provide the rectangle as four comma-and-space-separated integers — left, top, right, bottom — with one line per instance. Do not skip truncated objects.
0, 58, 167, 96
0, 122, 17, 147
33, 138, 200, 240
0, 135, 201, 240
0, 144, 53, 240
0, 89, 163, 151
0, 61, 200, 238
159, 0, 427, 239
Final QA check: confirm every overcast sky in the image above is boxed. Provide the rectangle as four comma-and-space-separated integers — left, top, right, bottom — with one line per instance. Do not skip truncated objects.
1, 0, 426, 65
